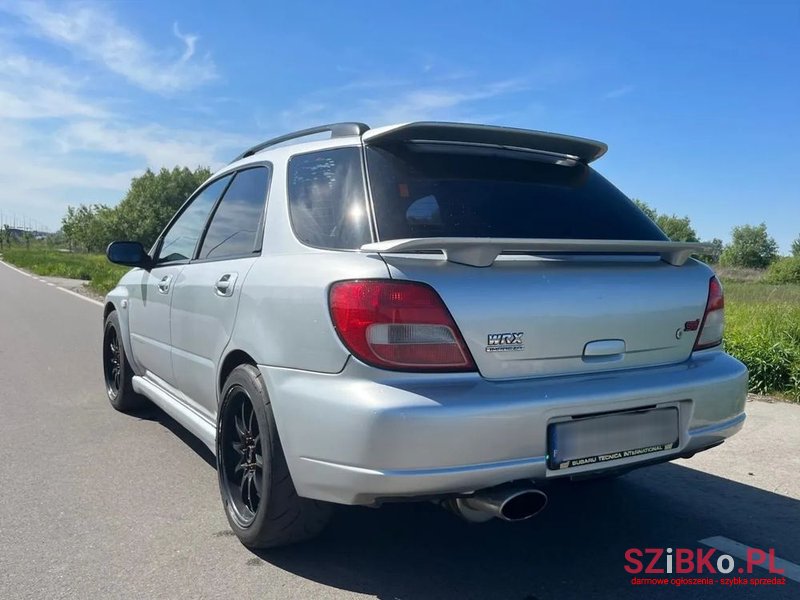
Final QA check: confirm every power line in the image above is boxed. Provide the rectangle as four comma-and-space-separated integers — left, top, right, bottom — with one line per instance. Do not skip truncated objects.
0, 211, 52, 233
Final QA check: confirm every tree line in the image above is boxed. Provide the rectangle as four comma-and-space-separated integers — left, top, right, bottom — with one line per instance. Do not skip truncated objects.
61, 166, 211, 253
52, 167, 799, 273
632, 199, 799, 270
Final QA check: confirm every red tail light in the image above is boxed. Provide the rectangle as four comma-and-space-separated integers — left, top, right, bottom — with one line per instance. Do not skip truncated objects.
694, 276, 725, 350
329, 280, 477, 371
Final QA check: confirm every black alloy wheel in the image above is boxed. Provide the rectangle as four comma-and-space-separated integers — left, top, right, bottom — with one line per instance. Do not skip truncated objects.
219, 387, 264, 527
103, 323, 122, 399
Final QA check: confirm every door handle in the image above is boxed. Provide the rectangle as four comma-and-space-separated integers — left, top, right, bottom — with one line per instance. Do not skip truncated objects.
214, 273, 238, 297
157, 275, 172, 294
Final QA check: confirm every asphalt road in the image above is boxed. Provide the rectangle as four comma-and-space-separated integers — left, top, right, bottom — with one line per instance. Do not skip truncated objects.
1, 260, 798, 600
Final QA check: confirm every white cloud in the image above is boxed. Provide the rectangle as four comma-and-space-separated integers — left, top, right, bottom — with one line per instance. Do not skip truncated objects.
0, 120, 137, 230
0, 4, 229, 228
56, 120, 250, 169
0, 52, 80, 87
604, 84, 635, 99
0, 116, 248, 228
172, 23, 198, 63
6, 1, 216, 93
367, 78, 529, 123
278, 76, 531, 130
0, 87, 107, 119
0, 45, 108, 119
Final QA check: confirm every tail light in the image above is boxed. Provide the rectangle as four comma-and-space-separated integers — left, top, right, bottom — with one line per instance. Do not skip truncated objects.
694, 276, 725, 350
329, 280, 476, 371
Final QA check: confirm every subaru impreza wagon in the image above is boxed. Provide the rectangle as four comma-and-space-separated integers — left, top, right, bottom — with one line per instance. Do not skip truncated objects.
103, 121, 747, 548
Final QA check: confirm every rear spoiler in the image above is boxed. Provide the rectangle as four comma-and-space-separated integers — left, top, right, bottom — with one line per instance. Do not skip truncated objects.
362, 122, 607, 163
360, 238, 712, 268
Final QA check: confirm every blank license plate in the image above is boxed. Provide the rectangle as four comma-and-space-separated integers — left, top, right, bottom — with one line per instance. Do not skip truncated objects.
548, 407, 679, 470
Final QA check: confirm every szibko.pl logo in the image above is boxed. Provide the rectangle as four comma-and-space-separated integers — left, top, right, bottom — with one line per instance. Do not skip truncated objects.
625, 547, 786, 587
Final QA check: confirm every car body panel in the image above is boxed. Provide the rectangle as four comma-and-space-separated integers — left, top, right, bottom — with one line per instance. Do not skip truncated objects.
171, 257, 258, 419
260, 349, 747, 505
126, 264, 184, 386
381, 254, 713, 380
228, 251, 390, 373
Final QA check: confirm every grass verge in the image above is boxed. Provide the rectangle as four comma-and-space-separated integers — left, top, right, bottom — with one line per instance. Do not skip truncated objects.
722, 281, 800, 401
1, 246, 128, 296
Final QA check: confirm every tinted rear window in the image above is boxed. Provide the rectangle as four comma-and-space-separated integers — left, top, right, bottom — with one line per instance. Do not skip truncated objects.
366, 144, 666, 241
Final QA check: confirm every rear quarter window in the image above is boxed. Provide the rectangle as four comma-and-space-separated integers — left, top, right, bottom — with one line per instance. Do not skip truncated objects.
287, 148, 371, 249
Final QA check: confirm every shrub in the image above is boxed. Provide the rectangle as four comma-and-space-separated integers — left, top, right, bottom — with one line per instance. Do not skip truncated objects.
719, 223, 778, 269
725, 332, 800, 399
764, 256, 800, 285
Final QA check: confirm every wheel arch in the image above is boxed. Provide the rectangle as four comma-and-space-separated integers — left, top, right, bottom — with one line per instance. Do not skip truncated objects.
103, 301, 115, 318
103, 294, 144, 377
218, 349, 258, 402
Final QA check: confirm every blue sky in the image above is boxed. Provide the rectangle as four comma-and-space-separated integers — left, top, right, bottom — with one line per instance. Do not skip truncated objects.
0, 1, 798, 250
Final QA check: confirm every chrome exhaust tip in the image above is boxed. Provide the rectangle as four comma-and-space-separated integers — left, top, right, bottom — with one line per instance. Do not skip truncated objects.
446, 485, 548, 523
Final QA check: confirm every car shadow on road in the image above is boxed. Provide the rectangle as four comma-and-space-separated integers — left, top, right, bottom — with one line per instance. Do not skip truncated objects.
131, 404, 216, 469
251, 464, 799, 600
133, 404, 799, 598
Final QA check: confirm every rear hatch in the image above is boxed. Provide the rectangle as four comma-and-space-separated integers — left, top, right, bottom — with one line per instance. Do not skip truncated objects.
362, 128, 711, 380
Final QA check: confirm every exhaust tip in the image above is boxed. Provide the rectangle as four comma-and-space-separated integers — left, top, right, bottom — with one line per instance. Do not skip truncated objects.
448, 486, 549, 522
499, 489, 548, 521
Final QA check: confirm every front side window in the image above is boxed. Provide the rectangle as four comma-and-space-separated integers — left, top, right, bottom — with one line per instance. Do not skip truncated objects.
198, 167, 270, 260
287, 148, 371, 249
157, 175, 232, 264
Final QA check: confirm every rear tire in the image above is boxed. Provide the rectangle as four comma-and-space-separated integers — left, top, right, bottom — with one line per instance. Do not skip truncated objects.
217, 364, 331, 549
103, 311, 147, 413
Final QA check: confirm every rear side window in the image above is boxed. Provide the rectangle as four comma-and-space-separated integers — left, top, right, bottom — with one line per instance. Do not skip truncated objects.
365, 144, 667, 241
157, 175, 232, 264
199, 167, 270, 260
287, 148, 371, 249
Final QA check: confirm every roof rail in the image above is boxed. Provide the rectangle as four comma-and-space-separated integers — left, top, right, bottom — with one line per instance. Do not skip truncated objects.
230, 122, 370, 163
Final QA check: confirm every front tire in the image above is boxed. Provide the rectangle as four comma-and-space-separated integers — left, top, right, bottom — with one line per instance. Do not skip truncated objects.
217, 364, 331, 549
103, 311, 147, 413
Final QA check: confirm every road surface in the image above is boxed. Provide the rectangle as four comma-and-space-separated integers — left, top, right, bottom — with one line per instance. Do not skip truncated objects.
1, 260, 798, 599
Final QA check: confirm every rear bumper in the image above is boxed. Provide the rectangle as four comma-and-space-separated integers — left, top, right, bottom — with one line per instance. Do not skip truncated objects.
260, 350, 747, 505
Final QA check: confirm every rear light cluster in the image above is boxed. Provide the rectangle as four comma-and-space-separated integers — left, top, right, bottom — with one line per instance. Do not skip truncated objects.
693, 276, 725, 350
329, 280, 477, 371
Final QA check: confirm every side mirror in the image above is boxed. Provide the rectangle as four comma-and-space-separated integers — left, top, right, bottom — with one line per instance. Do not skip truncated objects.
106, 241, 152, 269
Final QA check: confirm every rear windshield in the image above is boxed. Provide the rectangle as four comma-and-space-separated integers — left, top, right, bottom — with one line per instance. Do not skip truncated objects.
365, 143, 666, 242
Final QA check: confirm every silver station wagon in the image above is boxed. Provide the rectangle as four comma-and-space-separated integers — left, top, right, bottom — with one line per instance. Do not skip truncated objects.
103, 121, 748, 548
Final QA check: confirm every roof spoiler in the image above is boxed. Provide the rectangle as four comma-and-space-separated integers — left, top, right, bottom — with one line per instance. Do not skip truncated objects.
362, 122, 608, 163
361, 238, 712, 268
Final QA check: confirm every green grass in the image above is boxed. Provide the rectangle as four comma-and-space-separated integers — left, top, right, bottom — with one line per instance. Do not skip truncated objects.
1, 246, 128, 296
722, 281, 800, 401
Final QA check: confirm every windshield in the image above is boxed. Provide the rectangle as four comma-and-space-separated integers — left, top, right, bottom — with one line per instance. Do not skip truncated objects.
365, 143, 667, 242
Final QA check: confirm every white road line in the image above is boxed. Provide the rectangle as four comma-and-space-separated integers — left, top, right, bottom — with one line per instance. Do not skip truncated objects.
0, 260, 104, 307
0, 260, 33, 277
700, 536, 800, 583
56, 285, 103, 307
